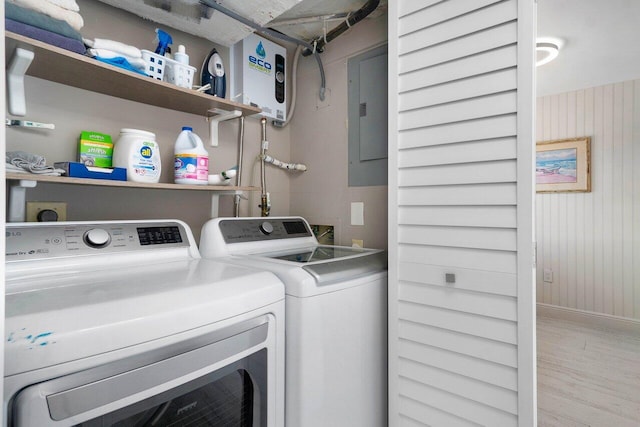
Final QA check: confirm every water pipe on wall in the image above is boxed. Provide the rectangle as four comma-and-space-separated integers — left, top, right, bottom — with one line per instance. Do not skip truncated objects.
234, 116, 245, 217
258, 117, 308, 217
259, 118, 270, 217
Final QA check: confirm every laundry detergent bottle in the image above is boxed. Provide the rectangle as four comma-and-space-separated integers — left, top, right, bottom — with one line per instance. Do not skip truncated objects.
113, 128, 162, 183
174, 127, 208, 185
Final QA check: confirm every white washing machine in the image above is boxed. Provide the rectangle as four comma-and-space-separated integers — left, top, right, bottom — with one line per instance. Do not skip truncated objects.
4, 220, 285, 427
199, 216, 388, 427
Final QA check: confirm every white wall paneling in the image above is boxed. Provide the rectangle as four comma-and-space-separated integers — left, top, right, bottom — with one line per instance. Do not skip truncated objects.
388, 0, 536, 425
536, 79, 640, 320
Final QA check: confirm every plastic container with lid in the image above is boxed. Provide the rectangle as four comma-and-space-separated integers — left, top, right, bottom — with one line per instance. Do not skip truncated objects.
174, 127, 208, 185
112, 128, 162, 183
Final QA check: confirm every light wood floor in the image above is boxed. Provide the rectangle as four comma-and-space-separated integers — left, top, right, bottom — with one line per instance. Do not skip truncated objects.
537, 310, 640, 426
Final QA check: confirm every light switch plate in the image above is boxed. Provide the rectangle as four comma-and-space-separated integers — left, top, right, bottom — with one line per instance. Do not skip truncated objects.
351, 202, 364, 226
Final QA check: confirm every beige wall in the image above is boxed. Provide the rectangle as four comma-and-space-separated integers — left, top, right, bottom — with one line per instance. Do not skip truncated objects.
6, 0, 292, 241
6, 1, 389, 246
289, 14, 388, 249
536, 79, 640, 320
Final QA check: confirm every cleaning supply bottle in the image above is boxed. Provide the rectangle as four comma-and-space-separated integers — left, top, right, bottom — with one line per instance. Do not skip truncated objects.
113, 129, 162, 183
174, 127, 208, 185
154, 28, 173, 56
174, 45, 189, 65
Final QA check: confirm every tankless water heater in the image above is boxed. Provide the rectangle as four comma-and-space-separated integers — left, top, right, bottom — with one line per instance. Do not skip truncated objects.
230, 34, 287, 121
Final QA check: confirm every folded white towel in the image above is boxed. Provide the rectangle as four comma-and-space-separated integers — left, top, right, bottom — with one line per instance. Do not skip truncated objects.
6, 151, 64, 175
9, 0, 84, 31
87, 48, 147, 70
45, 0, 80, 12
84, 38, 142, 59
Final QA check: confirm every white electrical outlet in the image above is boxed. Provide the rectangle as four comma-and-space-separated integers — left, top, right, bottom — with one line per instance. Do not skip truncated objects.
543, 268, 553, 283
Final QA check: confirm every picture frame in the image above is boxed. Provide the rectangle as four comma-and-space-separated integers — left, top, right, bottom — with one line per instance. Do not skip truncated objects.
536, 137, 591, 193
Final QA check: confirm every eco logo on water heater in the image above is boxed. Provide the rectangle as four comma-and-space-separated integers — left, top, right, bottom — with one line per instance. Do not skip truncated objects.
256, 41, 266, 58
248, 41, 272, 74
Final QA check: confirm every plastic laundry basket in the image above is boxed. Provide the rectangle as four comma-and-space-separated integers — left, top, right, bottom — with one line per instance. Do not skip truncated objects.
164, 59, 197, 89
141, 50, 166, 81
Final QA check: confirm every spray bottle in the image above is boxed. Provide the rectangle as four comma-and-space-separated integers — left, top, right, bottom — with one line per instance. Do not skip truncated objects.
154, 28, 173, 56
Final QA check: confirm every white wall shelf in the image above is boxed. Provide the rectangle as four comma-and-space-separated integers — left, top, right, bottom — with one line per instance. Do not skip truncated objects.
4, 32, 263, 220
4, 32, 262, 118
6, 173, 257, 220
5, 173, 257, 192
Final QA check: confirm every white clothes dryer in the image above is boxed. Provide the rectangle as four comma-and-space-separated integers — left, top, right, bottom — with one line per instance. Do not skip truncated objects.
4, 220, 285, 427
199, 216, 388, 427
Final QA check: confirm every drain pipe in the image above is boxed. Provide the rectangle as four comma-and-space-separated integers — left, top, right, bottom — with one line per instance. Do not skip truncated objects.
234, 116, 245, 217
302, 0, 381, 56
259, 117, 270, 217
199, 0, 326, 101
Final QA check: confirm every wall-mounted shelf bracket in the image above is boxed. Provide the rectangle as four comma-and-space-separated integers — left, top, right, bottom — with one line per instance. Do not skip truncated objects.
211, 190, 245, 217
7, 47, 35, 116
207, 109, 242, 147
8, 179, 37, 222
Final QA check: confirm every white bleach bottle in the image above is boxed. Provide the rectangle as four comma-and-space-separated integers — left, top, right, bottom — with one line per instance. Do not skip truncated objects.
174, 126, 208, 185
113, 128, 162, 183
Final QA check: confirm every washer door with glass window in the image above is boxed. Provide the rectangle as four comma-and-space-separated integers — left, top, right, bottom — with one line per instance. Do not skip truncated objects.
10, 319, 270, 427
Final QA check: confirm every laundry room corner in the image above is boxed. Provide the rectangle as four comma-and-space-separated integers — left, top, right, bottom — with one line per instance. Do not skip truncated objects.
289, 11, 388, 249
5, 0, 296, 241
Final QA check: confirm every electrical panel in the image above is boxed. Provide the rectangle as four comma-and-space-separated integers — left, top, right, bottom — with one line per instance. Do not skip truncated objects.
231, 34, 287, 121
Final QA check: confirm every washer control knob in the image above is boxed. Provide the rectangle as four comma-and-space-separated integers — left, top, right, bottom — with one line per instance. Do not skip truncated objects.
259, 221, 274, 235
84, 228, 111, 248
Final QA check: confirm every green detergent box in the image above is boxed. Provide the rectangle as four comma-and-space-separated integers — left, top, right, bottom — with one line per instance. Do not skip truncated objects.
78, 131, 113, 168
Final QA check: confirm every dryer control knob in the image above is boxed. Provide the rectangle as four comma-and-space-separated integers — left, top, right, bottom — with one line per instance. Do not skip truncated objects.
259, 221, 274, 235
84, 228, 111, 248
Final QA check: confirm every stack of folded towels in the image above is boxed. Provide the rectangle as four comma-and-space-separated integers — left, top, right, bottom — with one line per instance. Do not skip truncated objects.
84, 38, 148, 76
5, 0, 86, 54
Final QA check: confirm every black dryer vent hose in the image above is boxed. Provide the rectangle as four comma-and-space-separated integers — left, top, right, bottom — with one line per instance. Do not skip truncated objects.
301, 0, 381, 56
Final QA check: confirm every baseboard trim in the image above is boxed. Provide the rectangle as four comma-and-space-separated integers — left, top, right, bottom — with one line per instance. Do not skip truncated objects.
537, 303, 640, 335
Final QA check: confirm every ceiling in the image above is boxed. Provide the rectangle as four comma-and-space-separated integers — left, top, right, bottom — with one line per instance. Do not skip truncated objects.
537, 0, 640, 96
94, 0, 638, 97
269, 0, 387, 42
96, 0, 386, 48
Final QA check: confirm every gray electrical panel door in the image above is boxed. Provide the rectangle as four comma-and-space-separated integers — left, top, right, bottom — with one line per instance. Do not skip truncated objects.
348, 44, 388, 186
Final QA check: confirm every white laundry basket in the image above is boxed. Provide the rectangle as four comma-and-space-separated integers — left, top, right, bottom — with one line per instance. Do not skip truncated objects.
141, 49, 166, 81
164, 60, 197, 89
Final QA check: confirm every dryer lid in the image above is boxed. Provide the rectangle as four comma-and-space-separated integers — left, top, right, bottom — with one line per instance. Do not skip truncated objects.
5, 259, 284, 376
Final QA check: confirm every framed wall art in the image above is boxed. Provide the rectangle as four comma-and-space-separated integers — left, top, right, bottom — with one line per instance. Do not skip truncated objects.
536, 137, 591, 193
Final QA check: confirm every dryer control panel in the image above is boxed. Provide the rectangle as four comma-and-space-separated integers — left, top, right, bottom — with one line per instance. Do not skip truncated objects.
219, 218, 312, 243
6, 221, 191, 262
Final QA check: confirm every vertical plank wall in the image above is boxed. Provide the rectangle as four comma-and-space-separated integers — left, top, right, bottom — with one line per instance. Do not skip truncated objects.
536, 80, 640, 320
388, 0, 536, 426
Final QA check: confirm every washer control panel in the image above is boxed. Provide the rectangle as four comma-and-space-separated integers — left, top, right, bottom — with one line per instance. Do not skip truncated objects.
219, 218, 312, 243
6, 221, 189, 261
